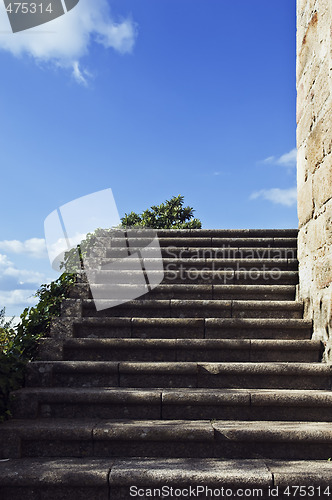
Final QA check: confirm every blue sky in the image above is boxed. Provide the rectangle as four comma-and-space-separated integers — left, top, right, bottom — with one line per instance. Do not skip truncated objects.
0, 0, 297, 316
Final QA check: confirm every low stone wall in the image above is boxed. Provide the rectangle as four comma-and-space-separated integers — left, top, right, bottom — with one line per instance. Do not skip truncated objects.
297, 0, 332, 359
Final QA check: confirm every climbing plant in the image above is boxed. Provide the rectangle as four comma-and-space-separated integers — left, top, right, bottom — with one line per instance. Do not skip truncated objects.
0, 273, 76, 421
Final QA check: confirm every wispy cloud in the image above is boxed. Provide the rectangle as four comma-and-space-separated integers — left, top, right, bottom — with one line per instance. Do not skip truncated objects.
0, 0, 137, 84
260, 148, 297, 168
0, 247, 54, 315
72, 61, 92, 86
0, 251, 46, 289
0, 238, 47, 258
0, 253, 12, 267
250, 187, 297, 207
0, 289, 37, 308
2, 267, 45, 285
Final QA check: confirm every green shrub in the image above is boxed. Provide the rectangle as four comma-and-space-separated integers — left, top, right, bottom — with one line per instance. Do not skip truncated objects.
0, 273, 76, 421
63, 194, 202, 271
15, 273, 76, 358
121, 194, 202, 229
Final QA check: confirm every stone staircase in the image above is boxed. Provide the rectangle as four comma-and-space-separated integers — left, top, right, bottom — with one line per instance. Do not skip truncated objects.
1, 229, 332, 499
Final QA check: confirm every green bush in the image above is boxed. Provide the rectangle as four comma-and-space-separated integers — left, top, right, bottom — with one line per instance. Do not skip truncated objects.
0, 273, 76, 421
121, 194, 202, 229
15, 273, 76, 358
63, 194, 202, 271
0, 309, 25, 422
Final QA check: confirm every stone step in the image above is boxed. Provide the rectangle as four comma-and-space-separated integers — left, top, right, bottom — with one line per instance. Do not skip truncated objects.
2, 419, 332, 460
70, 283, 297, 301
0, 458, 111, 500
71, 317, 312, 339
25, 361, 331, 390
10, 387, 332, 421
89, 258, 298, 271
95, 236, 298, 249
0, 419, 214, 459
105, 246, 297, 260
79, 299, 303, 319
1, 457, 332, 500
61, 338, 321, 362
162, 388, 332, 421
154, 229, 299, 238
109, 458, 332, 499
97, 228, 299, 238
205, 318, 312, 339
161, 237, 298, 249
91, 269, 299, 285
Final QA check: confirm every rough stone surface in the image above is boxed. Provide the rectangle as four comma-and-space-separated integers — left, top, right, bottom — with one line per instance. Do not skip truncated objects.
1, 230, 331, 494
297, 0, 332, 360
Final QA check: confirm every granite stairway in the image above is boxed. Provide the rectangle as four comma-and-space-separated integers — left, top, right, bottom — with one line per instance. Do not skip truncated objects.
1, 229, 332, 500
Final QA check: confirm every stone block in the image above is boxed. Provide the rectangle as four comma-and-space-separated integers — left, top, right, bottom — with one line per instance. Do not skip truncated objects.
311, 64, 331, 119
313, 157, 332, 209
298, 260, 313, 298
324, 199, 332, 244
314, 253, 332, 289
120, 373, 197, 389
305, 116, 327, 172
25, 362, 54, 388
296, 144, 309, 186
297, 224, 310, 260
76, 317, 132, 339
60, 299, 82, 317
50, 318, 74, 339
297, 175, 314, 226
268, 458, 332, 487
297, 11, 319, 81
0, 431, 21, 459
307, 213, 328, 253
297, 56, 322, 120
0, 488, 40, 500
296, 98, 314, 146
68, 282, 90, 299
10, 390, 39, 419
38, 339, 64, 361
108, 457, 272, 489
311, 285, 332, 340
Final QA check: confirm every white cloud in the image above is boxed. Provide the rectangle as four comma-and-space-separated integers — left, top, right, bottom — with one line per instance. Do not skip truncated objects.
0, 254, 13, 267
0, 247, 47, 292
0, 289, 37, 307
276, 149, 297, 167
3, 266, 45, 285
0, 0, 137, 84
261, 148, 297, 168
72, 60, 91, 86
261, 156, 275, 164
250, 187, 297, 207
0, 238, 47, 258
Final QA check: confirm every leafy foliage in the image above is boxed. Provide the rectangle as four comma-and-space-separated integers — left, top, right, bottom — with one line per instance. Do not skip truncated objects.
61, 228, 104, 274
62, 195, 202, 272
15, 273, 76, 357
121, 195, 202, 229
0, 308, 23, 422
0, 274, 76, 421
0, 309, 15, 355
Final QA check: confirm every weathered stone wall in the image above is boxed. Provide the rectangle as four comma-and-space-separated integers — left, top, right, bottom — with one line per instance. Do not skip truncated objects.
297, 0, 332, 359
